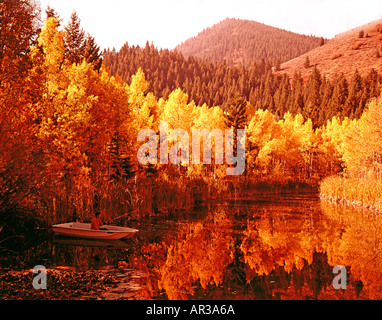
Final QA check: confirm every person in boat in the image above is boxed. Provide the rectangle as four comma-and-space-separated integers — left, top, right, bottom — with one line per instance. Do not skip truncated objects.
72, 209, 80, 223
91, 211, 103, 230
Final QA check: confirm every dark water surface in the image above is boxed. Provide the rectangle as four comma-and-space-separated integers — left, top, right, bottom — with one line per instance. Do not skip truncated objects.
3, 193, 382, 300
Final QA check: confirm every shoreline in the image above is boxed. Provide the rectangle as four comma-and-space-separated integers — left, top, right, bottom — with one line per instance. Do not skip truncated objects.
0, 265, 148, 300
319, 194, 382, 214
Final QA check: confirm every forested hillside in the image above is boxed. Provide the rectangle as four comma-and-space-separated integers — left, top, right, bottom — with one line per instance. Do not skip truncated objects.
175, 18, 324, 67
103, 43, 382, 127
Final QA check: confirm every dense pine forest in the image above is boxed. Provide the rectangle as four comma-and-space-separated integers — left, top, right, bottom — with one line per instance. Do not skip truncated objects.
175, 18, 324, 67
2, 0, 382, 233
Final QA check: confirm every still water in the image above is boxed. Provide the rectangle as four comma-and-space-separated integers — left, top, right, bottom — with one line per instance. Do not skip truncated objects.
5, 193, 382, 299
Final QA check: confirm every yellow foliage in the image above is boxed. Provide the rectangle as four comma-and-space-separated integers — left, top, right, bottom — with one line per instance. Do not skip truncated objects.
246, 110, 316, 182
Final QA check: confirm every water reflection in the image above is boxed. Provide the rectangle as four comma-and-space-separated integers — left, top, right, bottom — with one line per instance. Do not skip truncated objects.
131, 196, 378, 299
320, 201, 382, 299
49, 238, 134, 271
3, 194, 382, 300
158, 208, 235, 299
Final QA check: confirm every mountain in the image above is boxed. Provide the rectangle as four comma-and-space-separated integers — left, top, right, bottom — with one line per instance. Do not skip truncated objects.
277, 19, 382, 81
175, 18, 324, 68
103, 19, 382, 128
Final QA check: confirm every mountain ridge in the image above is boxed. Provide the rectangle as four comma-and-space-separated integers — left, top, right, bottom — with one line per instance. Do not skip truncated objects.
277, 19, 382, 81
175, 17, 324, 68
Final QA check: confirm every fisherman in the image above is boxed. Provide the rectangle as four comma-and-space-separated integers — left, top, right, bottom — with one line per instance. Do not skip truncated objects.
91, 211, 103, 230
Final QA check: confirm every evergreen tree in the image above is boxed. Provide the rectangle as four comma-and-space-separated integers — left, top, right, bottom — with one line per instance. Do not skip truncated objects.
318, 77, 333, 126
275, 58, 281, 71
224, 95, 247, 129
224, 95, 247, 160
366, 68, 381, 98
64, 11, 86, 65
330, 73, 348, 118
345, 69, 363, 118
304, 56, 310, 68
83, 34, 102, 71
303, 66, 321, 125
290, 72, 304, 115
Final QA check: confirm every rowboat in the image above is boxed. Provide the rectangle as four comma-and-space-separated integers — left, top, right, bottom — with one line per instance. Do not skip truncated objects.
52, 222, 139, 240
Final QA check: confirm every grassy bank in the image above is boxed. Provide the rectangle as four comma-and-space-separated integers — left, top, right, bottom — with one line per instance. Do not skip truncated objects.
319, 176, 382, 212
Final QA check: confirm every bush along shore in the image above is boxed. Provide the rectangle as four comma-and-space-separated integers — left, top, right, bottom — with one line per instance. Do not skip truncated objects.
320, 176, 382, 213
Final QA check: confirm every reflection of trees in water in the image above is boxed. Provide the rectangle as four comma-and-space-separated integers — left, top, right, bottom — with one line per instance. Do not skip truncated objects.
12, 198, 374, 299
158, 207, 235, 300
321, 201, 382, 299
242, 253, 332, 300
239, 208, 339, 299
241, 210, 320, 277
49, 242, 133, 271
17, 199, 381, 299
131, 201, 375, 300
1, 236, 133, 274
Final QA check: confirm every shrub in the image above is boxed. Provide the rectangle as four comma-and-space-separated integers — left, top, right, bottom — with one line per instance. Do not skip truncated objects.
351, 42, 362, 50
331, 53, 342, 60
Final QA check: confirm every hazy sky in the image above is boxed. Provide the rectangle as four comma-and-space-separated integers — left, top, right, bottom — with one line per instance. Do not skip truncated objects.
39, 0, 382, 50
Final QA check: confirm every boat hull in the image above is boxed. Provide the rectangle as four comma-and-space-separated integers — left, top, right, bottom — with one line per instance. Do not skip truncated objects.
53, 237, 133, 248
52, 222, 139, 240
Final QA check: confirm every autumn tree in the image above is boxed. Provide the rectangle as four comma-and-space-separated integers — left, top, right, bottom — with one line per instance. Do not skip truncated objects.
191, 104, 226, 177
45, 5, 62, 26
0, 0, 42, 213
31, 16, 134, 220
246, 109, 277, 174
127, 68, 157, 175
342, 97, 382, 179
318, 115, 351, 175
103, 41, 382, 128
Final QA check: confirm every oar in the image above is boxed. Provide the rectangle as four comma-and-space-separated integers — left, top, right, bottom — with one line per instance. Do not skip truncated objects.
103, 209, 138, 225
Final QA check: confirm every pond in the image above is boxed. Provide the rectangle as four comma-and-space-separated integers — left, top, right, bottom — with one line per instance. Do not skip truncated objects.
2, 192, 382, 300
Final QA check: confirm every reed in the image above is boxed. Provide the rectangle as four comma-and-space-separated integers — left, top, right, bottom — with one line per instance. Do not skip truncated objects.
320, 175, 382, 212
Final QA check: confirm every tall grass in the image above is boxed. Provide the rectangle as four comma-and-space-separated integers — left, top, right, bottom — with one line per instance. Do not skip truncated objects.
320, 175, 382, 212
